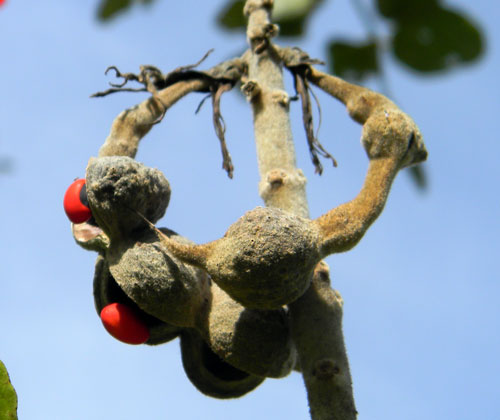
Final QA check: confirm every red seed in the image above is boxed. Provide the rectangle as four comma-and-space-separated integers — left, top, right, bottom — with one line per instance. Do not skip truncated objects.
63, 179, 92, 224
100, 303, 150, 345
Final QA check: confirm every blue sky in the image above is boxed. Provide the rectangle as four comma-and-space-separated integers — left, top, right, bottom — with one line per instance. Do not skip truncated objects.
0, 1, 498, 419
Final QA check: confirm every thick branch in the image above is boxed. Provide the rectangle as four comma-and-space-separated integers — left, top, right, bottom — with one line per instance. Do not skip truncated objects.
243, 1, 356, 419
289, 263, 357, 420
98, 80, 207, 158
97, 57, 245, 161
307, 67, 397, 125
243, 0, 308, 217
303, 66, 427, 257
315, 157, 398, 255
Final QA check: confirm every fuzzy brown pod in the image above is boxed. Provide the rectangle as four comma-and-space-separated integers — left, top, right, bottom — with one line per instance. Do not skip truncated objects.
86, 156, 296, 381
93, 255, 182, 345
151, 206, 322, 310
361, 108, 427, 169
85, 156, 209, 328
180, 329, 265, 399
106, 229, 210, 328
179, 283, 296, 396
203, 282, 296, 378
86, 156, 171, 239
102, 230, 296, 377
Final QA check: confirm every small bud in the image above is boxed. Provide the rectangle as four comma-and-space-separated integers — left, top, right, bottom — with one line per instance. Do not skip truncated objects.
241, 80, 261, 101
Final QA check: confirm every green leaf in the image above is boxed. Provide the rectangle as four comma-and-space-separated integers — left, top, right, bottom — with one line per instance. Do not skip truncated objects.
217, 0, 246, 29
273, 0, 324, 36
217, 0, 325, 37
376, 0, 438, 20
0, 361, 18, 420
275, 15, 306, 37
392, 7, 484, 72
408, 165, 427, 189
97, 0, 132, 21
97, 0, 154, 21
328, 40, 378, 81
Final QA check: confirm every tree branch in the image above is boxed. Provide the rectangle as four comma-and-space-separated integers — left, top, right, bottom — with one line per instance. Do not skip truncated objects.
97, 57, 246, 162
289, 262, 357, 420
98, 79, 207, 158
243, 1, 356, 419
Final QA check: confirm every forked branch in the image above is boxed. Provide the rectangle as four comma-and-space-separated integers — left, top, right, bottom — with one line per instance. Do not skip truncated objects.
95, 56, 245, 178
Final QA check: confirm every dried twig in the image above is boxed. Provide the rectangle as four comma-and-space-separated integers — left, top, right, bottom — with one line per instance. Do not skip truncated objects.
211, 82, 235, 178
95, 55, 245, 178
91, 50, 216, 98
194, 81, 237, 178
293, 70, 338, 174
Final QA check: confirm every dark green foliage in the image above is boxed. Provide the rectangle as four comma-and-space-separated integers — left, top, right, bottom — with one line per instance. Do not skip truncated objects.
218, 0, 246, 29
376, 0, 439, 20
215, 0, 484, 78
271, 15, 307, 37
95, 0, 484, 77
97, 0, 131, 20
391, 7, 483, 72
97, 0, 153, 21
0, 361, 17, 420
376, 0, 483, 72
328, 40, 378, 81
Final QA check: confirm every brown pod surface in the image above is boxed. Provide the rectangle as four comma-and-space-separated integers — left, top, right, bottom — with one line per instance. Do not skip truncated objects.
107, 229, 210, 328
203, 283, 296, 378
361, 109, 427, 168
85, 156, 209, 328
180, 329, 265, 399
93, 254, 181, 345
86, 156, 171, 239
204, 207, 321, 309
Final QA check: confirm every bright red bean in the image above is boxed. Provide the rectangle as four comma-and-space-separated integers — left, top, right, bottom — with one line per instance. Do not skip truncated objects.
100, 303, 150, 345
63, 179, 92, 223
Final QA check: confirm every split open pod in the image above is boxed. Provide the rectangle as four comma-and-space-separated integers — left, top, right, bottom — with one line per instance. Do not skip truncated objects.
84, 156, 297, 396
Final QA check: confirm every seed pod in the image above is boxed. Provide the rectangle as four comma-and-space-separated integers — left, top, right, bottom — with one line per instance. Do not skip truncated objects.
180, 329, 265, 399
152, 206, 322, 309
93, 255, 181, 345
84, 156, 295, 379
202, 282, 295, 378
106, 228, 210, 328
361, 108, 427, 168
85, 156, 209, 328
86, 156, 171, 239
